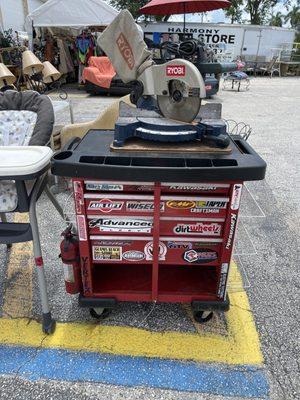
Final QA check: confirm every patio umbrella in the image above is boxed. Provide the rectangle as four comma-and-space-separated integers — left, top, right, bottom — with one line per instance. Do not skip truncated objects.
139, 0, 231, 35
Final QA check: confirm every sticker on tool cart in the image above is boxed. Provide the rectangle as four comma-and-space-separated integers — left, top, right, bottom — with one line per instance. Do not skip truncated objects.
126, 201, 164, 212
167, 241, 193, 249
225, 213, 237, 250
231, 184, 243, 210
89, 217, 153, 233
88, 199, 124, 213
94, 240, 132, 246
164, 183, 229, 192
183, 249, 218, 263
77, 215, 87, 241
166, 65, 185, 76
218, 263, 229, 298
173, 222, 222, 236
73, 181, 84, 214
93, 246, 122, 261
123, 250, 145, 261
86, 182, 124, 191
166, 199, 227, 210
144, 241, 167, 261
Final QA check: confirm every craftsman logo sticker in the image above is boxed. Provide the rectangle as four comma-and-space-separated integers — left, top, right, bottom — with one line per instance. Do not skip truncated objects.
77, 215, 87, 241
225, 213, 237, 249
231, 184, 243, 210
126, 201, 164, 212
191, 208, 221, 214
86, 183, 123, 191
88, 199, 124, 213
89, 218, 153, 233
123, 251, 145, 261
174, 222, 222, 236
166, 200, 196, 209
144, 241, 167, 261
166, 65, 186, 76
116, 33, 135, 70
93, 246, 122, 261
183, 249, 218, 263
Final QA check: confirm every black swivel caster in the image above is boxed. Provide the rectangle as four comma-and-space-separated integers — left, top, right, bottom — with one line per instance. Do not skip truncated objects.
193, 310, 214, 323
89, 307, 111, 320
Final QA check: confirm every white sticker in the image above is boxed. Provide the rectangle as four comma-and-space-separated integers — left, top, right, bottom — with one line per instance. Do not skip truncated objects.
88, 199, 124, 213
231, 184, 242, 210
144, 241, 167, 261
77, 215, 87, 241
173, 222, 222, 236
89, 218, 153, 233
93, 246, 122, 261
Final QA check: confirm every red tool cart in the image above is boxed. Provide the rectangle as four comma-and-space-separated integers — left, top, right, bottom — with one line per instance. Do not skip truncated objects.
52, 130, 266, 322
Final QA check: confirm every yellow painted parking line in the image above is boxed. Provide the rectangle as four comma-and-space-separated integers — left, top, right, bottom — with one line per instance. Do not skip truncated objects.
0, 261, 263, 365
2, 214, 33, 319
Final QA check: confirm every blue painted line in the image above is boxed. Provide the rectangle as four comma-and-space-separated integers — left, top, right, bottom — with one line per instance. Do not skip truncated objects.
0, 345, 269, 398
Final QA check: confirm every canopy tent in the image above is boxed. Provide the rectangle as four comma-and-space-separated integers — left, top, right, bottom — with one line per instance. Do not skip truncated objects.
25, 0, 118, 46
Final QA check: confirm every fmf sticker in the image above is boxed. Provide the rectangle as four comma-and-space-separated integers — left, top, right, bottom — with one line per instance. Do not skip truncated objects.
144, 241, 167, 261
123, 251, 145, 261
77, 215, 87, 241
88, 199, 124, 213
126, 201, 164, 212
89, 218, 153, 233
166, 65, 185, 76
166, 200, 196, 209
116, 33, 135, 70
183, 249, 218, 263
86, 183, 123, 191
93, 246, 122, 261
174, 222, 222, 236
225, 213, 237, 249
231, 184, 242, 210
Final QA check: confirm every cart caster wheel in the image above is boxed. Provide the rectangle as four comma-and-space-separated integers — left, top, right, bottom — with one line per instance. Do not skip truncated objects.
193, 310, 213, 323
42, 319, 56, 335
89, 307, 111, 319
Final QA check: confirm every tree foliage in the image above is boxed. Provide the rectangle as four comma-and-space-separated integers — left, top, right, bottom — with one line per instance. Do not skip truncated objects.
225, 0, 244, 23
269, 11, 283, 26
284, 6, 300, 29
109, 0, 149, 20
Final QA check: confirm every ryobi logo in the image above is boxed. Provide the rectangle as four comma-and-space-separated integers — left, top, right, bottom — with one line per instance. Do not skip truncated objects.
166, 65, 186, 76
116, 33, 135, 70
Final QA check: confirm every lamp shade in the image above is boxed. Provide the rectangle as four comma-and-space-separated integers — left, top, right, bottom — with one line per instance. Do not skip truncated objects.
0, 63, 16, 88
22, 50, 44, 75
42, 61, 61, 83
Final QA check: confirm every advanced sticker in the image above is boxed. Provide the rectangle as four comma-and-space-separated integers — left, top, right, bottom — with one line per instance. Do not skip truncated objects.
89, 218, 153, 233
93, 246, 122, 261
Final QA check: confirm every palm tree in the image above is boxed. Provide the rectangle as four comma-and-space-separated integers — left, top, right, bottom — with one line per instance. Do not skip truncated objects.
284, 6, 300, 30
270, 12, 283, 27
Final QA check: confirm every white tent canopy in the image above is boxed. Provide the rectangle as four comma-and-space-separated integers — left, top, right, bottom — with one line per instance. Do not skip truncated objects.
25, 0, 118, 45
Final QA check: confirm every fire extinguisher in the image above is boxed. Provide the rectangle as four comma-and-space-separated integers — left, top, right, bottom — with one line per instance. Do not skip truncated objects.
60, 227, 82, 294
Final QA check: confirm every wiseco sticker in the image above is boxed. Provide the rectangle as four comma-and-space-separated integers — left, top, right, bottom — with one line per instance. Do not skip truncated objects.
166, 65, 186, 76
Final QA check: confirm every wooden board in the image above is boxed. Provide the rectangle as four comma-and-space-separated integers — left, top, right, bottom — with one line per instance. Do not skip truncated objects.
110, 138, 232, 154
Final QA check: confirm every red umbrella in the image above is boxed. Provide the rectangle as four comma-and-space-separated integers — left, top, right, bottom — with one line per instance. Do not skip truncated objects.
140, 0, 231, 35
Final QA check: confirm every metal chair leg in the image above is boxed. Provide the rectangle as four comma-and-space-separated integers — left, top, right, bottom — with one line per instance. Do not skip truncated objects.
29, 175, 56, 334
0, 213, 12, 249
44, 184, 73, 230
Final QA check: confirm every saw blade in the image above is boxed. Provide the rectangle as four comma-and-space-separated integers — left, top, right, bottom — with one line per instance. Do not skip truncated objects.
157, 95, 201, 123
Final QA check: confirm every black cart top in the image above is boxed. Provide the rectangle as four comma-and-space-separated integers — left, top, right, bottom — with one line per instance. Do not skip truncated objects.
51, 130, 266, 182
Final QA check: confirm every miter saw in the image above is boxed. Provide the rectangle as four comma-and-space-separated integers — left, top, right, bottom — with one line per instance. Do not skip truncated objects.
98, 10, 230, 148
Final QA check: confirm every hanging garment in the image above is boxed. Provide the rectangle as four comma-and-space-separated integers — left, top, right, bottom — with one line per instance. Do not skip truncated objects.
57, 39, 74, 74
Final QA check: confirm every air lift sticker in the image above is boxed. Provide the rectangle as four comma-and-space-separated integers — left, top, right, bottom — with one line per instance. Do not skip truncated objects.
88, 199, 124, 213
93, 246, 122, 261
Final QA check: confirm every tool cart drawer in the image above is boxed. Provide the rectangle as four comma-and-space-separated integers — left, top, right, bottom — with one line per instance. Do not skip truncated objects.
84, 194, 229, 218
87, 215, 224, 237
84, 180, 230, 195
90, 236, 222, 265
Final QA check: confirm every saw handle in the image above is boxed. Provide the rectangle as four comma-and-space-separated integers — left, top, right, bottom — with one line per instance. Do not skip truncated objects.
202, 133, 230, 149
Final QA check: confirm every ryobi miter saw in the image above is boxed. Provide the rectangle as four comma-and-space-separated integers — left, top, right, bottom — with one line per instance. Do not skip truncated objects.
98, 10, 230, 148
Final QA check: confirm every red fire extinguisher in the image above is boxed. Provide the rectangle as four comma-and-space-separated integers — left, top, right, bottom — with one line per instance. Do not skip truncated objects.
60, 228, 82, 294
